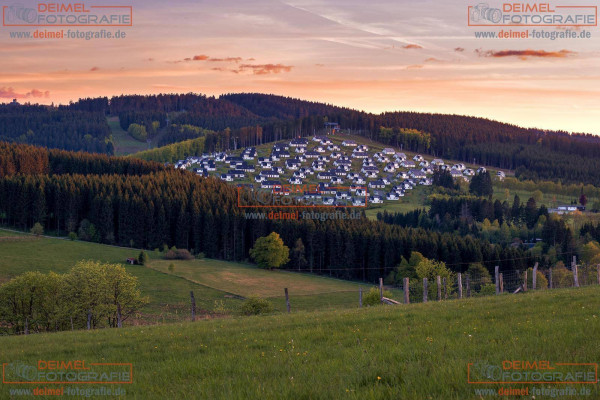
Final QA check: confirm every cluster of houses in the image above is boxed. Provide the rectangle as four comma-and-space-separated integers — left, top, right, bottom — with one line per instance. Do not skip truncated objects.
171, 136, 505, 206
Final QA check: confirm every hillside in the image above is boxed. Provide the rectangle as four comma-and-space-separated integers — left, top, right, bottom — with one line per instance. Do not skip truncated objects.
0, 286, 598, 399
4, 92, 600, 184
0, 229, 370, 321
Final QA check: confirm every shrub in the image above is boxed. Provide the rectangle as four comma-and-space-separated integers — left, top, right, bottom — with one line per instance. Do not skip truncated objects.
363, 287, 393, 306
164, 248, 194, 260
168, 263, 175, 273
30, 222, 44, 237
127, 123, 148, 142
476, 283, 497, 297
195, 252, 206, 260
466, 263, 492, 292
526, 268, 549, 289
68, 232, 77, 241
241, 297, 274, 315
551, 265, 574, 288
138, 251, 148, 266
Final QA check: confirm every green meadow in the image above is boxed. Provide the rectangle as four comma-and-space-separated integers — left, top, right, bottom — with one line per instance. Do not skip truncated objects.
0, 286, 598, 399
0, 230, 376, 320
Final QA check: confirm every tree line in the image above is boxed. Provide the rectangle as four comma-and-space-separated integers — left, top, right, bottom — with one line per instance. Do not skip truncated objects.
0, 142, 537, 283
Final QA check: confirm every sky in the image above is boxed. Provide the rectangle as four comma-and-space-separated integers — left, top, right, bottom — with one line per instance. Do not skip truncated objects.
1, 0, 599, 133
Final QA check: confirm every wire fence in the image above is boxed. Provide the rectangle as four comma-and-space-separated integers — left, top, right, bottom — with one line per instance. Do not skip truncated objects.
381, 260, 600, 305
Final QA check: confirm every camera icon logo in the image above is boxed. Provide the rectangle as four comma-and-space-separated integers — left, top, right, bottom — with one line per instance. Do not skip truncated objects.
470, 3, 502, 23
6, 3, 38, 23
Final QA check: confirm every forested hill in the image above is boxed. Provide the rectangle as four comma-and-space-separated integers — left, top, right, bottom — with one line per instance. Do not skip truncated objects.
2, 93, 599, 184
0, 141, 535, 280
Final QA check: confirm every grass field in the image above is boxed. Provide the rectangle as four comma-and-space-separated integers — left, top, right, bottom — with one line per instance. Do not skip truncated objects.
0, 228, 26, 237
149, 258, 361, 297
108, 116, 151, 156
148, 258, 383, 313
0, 232, 377, 320
0, 286, 598, 399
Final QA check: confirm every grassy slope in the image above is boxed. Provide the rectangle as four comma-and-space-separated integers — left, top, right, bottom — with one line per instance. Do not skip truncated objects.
0, 229, 25, 237
0, 234, 375, 319
108, 116, 150, 156
1, 286, 598, 399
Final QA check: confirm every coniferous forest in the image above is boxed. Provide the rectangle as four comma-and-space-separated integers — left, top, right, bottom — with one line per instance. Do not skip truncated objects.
2, 93, 600, 184
0, 141, 542, 282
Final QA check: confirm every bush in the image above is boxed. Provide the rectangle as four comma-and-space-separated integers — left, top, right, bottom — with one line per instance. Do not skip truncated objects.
128, 123, 148, 142
526, 268, 549, 289
476, 283, 497, 297
164, 248, 194, 260
363, 287, 393, 306
195, 252, 206, 260
68, 232, 77, 241
30, 222, 43, 237
168, 263, 175, 273
550, 265, 574, 288
138, 251, 148, 266
241, 297, 274, 315
466, 263, 492, 292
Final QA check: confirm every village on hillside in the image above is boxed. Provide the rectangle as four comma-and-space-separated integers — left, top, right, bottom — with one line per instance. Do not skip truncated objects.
168, 131, 508, 208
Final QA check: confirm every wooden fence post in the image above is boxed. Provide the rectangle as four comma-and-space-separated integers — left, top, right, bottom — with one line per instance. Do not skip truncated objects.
573, 256, 579, 288
495, 266, 500, 295
443, 277, 447, 300
532, 262, 538, 290
87, 310, 92, 330
190, 291, 196, 321
597, 265, 600, 285
523, 270, 528, 291
499, 273, 504, 293
359, 286, 363, 308
548, 268, 553, 289
466, 275, 471, 297
403, 277, 410, 304
285, 288, 291, 313
24, 317, 29, 335
437, 276, 441, 301
379, 278, 384, 302
70, 316, 74, 331
458, 273, 463, 299
423, 278, 428, 303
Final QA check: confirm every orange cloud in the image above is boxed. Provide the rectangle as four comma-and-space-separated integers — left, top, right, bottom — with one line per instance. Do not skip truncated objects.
211, 67, 239, 74
405, 64, 423, 69
238, 63, 293, 75
454, 47, 465, 52
403, 44, 422, 49
477, 49, 576, 59
208, 57, 243, 63
192, 55, 210, 61
90, 66, 100, 71
425, 57, 442, 63
0, 87, 49, 99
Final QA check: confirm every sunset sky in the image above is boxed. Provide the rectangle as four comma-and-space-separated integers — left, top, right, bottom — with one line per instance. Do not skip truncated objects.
1, 0, 599, 133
